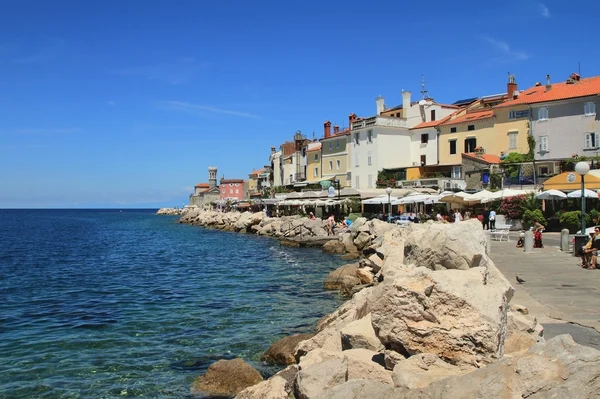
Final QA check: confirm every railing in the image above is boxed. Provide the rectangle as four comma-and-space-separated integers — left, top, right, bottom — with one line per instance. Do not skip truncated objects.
351, 116, 408, 130
397, 178, 467, 190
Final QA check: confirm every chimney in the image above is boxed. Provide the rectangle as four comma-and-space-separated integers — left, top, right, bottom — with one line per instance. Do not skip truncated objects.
401, 90, 412, 114
507, 73, 518, 99
570, 72, 581, 81
333, 125, 340, 134
376, 95, 385, 115
323, 121, 331, 138
348, 113, 357, 128
270, 146, 276, 154
545, 74, 552, 91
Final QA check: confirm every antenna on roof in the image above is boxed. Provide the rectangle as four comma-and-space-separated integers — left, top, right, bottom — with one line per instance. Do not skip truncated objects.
420, 74, 429, 100
579, 62, 581, 76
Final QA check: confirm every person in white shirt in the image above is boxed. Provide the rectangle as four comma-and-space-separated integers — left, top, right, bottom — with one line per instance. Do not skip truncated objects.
453, 209, 463, 223
489, 210, 496, 229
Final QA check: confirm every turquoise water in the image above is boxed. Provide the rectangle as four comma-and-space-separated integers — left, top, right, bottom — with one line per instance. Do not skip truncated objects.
0, 210, 346, 398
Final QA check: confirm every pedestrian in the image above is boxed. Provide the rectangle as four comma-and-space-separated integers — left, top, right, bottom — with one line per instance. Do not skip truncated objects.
453, 209, 462, 223
489, 209, 496, 230
482, 209, 490, 230
327, 214, 335, 235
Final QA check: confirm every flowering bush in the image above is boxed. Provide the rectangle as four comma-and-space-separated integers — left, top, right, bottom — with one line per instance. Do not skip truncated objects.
498, 195, 526, 219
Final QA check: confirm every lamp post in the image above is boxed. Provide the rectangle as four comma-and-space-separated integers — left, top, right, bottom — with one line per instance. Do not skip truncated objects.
575, 161, 590, 233
386, 187, 392, 222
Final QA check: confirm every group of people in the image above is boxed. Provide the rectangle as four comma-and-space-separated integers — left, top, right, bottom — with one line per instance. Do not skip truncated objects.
515, 219, 546, 249
311, 213, 352, 236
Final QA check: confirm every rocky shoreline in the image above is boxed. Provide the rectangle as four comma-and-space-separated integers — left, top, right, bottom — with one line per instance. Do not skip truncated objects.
167, 208, 600, 398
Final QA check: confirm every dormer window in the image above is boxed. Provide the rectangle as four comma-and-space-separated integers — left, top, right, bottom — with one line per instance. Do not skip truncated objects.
585, 102, 596, 116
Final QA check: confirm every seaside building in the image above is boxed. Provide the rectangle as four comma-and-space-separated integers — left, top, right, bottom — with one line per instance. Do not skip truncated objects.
269, 147, 283, 188
306, 141, 322, 183
189, 166, 221, 209
461, 150, 501, 190
349, 89, 456, 190
495, 73, 600, 178
220, 178, 246, 201
248, 166, 271, 198
320, 118, 352, 188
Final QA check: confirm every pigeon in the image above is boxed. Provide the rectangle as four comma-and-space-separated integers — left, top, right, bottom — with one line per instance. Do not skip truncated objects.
516, 276, 526, 284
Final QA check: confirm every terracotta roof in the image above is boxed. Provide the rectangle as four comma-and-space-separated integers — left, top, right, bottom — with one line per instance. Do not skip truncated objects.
320, 128, 351, 140
410, 115, 452, 129
249, 168, 265, 176
462, 152, 501, 164
307, 142, 322, 151
194, 183, 210, 188
440, 109, 495, 126
221, 178, 245, 183
496, 75, 600, 108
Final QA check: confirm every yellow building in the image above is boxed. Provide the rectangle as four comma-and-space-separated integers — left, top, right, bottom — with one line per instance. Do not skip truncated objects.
319, 119, 351, 187
491, 105, 531, 155
306, 142, 322, 182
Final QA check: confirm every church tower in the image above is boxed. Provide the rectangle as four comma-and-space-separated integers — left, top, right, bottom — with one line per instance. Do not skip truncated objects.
208, 166, 217, 188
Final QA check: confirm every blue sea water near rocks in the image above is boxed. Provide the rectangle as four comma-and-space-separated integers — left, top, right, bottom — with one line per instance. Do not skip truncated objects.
0, 209, 347, 399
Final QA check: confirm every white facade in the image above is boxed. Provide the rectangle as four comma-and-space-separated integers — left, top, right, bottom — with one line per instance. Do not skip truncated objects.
349, 117, 411, 189
410, 127, 439, 166
282, 155, 296, 186
270, 151, 282, 187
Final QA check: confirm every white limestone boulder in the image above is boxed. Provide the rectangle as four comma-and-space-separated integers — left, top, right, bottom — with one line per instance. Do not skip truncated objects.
340, 313, 383, 351
391, 353, 465, 389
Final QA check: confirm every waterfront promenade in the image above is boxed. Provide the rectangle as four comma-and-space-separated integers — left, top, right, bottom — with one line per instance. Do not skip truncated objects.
490, 237, 600, 349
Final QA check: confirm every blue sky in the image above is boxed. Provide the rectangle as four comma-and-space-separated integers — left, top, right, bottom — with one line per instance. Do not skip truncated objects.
0, 0, 597, 208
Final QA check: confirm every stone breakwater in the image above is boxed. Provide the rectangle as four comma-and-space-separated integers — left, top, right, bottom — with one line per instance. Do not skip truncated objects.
156, 207, 185, 216
177, 210, 600, 398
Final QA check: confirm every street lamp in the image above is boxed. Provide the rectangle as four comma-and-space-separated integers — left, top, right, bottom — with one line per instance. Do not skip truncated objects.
385, 187, 392, 222
575, 161, 590, 233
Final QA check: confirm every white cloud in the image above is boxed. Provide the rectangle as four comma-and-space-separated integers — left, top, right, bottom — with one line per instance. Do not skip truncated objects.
538, 3, 551, 18
160, 101, 261, 119
480, 36, 530, 62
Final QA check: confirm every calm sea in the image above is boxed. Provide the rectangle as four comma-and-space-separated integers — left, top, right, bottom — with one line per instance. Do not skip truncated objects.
0, 209, 346, 399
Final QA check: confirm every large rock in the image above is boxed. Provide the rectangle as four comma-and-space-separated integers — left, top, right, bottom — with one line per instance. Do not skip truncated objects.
313, 379, 410, 399
425, 334, 600, 398
353, 231, 372, 251
323, 264, 359, 290
340, 313, 383, 351
236, 365, 298, 399
303, 219, 329, 237
322, 240, 346, 254
391, 353, 464, 389
404, 220, 488, 270
340, 232, 359, 253
295, 358, 348, 399
370, 267, 512, 367
369, 219, 395, 238
355, 267, 374, 284
261, 333, 315, 365
191, 358, 263, 396
504, 311, 544, 354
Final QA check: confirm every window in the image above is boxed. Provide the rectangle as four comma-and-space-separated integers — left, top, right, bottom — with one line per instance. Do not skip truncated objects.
467, 125, 475, 131
538, 107, 549, 120
355, 175, 360, 188
329, 160, 333, 171
313, 167, 319, 177
420, 155, 426, 166
451, 166, 462, 179
421, 133, 428, 144
328, 141, 332, 150
509, 110, 530, 119
368, 151, 372, 166
302, 148, 306, 157
585, 132, 598, 149
430, 109, 436, 121
314, 153, 318, 161
368, 174, 373, 188
336, 160, 341, 170
367, 130, 373, 143
508, 132, 518, 150
539, 136, 549, 152
336, 139, 340, 148
449, 139, 457, 155
539, 166, 549, 175
585, 102, 596, 116
355, 153, 359, 167
235, 189, 239, 194
450, 127, 457, 133
354, 133, 360, 145
465, 137, 477, 153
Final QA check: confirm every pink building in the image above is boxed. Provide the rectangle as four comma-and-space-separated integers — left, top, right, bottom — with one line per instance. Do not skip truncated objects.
220, 178, 246, 201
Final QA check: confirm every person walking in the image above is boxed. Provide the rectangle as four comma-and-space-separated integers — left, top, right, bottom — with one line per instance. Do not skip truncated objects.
489, 209, 496, 230
453, 209, 462, 223
482, 209, 490, 230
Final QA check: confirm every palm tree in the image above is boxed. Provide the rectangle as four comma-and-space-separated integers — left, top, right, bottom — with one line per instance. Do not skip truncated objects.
521, 193, 540, 212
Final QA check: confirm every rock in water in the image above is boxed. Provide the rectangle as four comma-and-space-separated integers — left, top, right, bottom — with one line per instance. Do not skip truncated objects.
261, 333, 315, 365
191, 358, 263, 396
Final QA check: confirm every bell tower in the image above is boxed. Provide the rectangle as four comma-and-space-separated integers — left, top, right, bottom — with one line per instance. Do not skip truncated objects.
208, 166, 217, 188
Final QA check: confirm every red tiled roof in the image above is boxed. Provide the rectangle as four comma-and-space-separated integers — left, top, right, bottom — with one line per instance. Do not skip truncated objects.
440, 109, 495, 126
410, 115, 452, 129
320, 128, 350, 140
462, 152, 501, 164
195, 183, 210, 188
496, 76, 600, 108
221, 178, 245, 183
249, 168, 265, 176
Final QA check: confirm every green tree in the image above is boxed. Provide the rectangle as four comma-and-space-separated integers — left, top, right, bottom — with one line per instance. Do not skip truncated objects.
521, 193, 541, 212
522, 209, 546, 230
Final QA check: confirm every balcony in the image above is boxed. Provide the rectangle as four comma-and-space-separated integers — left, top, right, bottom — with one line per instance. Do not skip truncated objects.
397, 178, 466, 191
351, 116, 408, 130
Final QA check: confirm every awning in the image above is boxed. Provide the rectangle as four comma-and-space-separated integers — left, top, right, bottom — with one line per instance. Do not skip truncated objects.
543, 170, 600, 191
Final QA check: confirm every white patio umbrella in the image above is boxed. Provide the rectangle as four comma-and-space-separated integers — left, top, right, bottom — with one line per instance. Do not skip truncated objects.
438, 191, 473, 204
537, 190, 567, 200
469, 189, 495, 203
361, 195, 399, 205
566, 189, 599, 198
481, 188, 529, 203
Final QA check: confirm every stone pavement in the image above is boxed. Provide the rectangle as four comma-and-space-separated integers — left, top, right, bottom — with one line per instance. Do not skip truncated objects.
489, 239, 600, 334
